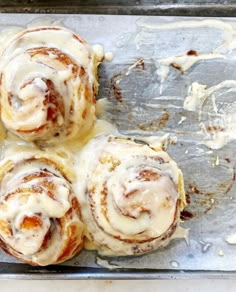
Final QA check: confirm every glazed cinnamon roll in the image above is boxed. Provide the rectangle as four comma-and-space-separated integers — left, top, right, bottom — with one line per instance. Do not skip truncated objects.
0, 26, 102, 143
75, 136, 186, 256
0, 149, 84, 266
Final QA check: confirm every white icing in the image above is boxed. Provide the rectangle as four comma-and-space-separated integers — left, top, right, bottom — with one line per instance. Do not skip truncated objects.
146, 18, 236, 113
89, 119, 117, 138
184, 81, 236, 149
95, 98, 112, 118
26, 17, 64, 28
96, 257, 120, 270
184, 82, 208, 112
92, 44, 104, 62
177, 116, 187, 125
125, 58, 144, 76
155, 64, 169, 83
218, 250, 224, 256
215, 156, 220, 166
51, 118, 118, 153
0, 27, 23, 54
160, 53, 223, 73
136, 19, 235, 35
131, 134, 177, 151
155, 64, 169, 93
172, 226, 190, 245
155, 53, 224, 87
225, 234, 236, 245
136, 18, 236, 54
105, 52, 113, 62
170, 260, 179, 268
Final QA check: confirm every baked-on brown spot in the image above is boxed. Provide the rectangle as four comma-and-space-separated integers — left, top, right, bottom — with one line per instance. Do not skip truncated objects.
207, 125, 225, 132
110, 58, 145, 103
170, 62, 183, 73
180, 210, 194, 221
183, 183, 214, 218
135, 58, 145, 70
111, 72, 123, 103
185, 193, 191, 204
138, 111, 170, 131
184, 168, 235, 218
189, 184, 201, 195
187, 50, 198, 56
218, 180, 234, 195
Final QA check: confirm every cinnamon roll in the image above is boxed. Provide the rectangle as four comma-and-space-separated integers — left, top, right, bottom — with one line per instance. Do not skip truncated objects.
75, 136, 186, 256
0, 149, 84, 266
0, 26, 102, 143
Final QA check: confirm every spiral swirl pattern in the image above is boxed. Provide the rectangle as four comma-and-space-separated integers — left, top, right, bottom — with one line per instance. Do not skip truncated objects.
0, 26, 101, 143
0, 150, 84, 266
75, 136, 186, 256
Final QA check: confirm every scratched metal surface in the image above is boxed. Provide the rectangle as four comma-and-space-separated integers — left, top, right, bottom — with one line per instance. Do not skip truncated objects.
0, 14, 235, 278
1, 1, 236, 16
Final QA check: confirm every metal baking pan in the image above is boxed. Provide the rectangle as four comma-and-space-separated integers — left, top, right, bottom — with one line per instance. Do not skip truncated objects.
0, 5, 235, 279
1, 0, 236, 17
